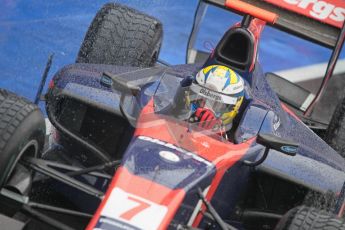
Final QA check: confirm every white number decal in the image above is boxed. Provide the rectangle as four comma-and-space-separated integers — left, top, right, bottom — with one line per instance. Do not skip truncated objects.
101, 188, 168, 230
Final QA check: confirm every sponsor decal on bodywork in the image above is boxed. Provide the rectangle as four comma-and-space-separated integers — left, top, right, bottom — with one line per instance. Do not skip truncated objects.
281, 145, 298, 154
159, 150, 181, 163
94, 188, 168, 230
264, 0, 345, 28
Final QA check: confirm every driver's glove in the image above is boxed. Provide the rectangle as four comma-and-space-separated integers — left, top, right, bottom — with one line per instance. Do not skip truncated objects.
194, 108, 221, 130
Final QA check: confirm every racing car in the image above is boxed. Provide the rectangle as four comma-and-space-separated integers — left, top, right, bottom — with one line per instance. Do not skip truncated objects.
0, 0, 345, 230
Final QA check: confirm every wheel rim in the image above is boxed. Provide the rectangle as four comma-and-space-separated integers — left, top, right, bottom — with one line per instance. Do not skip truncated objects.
3, 140, 38, 195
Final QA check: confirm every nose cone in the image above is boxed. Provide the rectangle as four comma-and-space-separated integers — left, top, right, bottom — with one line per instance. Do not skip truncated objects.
122, 135, 214, 190
88, 135, 216, 230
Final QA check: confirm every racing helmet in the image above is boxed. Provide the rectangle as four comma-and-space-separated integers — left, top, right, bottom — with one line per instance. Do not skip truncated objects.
187, 65, 245, 128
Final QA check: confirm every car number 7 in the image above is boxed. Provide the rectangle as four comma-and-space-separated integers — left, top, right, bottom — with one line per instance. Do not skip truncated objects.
120, 196, 151, 221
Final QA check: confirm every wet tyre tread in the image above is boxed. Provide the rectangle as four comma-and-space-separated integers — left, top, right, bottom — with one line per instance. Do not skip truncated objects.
276, 206, 345, 230
76, 3, 162, 67
0, 89, 39, 152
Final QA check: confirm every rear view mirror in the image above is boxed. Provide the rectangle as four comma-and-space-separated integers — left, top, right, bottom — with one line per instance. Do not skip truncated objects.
257, 133, 298, 156
244, 133, 298, 167
103, 72, 140, 96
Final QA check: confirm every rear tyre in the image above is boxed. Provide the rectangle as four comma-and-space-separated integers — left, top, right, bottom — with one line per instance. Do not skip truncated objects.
325, 97, 345, 158
275, 206, 345, 230
303, 190, 338, 214
76, 3, 163, 67
0, 89, 45, 188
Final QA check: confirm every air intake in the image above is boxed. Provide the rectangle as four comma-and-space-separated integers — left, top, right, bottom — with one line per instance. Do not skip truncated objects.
214, 27, 254, 72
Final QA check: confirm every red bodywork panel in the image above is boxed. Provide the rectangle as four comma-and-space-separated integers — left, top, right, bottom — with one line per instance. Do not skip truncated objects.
263, 0, 344, 28
248, 19, 266, 72
225, 0, 278, 24
87, 100, 255, 229
86, 166, 186, 230
134, 101, 255, 227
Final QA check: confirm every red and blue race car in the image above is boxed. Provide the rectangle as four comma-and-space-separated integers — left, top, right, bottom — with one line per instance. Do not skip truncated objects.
0, 0, 345, 229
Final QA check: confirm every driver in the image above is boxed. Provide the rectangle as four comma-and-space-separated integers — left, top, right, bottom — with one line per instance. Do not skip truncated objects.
185, 65, 245, 135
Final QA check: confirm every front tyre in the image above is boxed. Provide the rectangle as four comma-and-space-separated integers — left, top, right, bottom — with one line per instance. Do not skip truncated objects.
76, 3, 163, 67
0, 89, 45, 188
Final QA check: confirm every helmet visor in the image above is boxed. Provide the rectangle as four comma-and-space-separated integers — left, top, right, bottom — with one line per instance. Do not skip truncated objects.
188, 83, 238, 116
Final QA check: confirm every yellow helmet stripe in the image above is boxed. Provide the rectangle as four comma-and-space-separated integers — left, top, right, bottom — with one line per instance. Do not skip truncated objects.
230, 69, 238, 84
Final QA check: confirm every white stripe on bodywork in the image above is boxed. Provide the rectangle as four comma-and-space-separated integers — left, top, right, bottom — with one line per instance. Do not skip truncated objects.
300, 93, 315, 111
